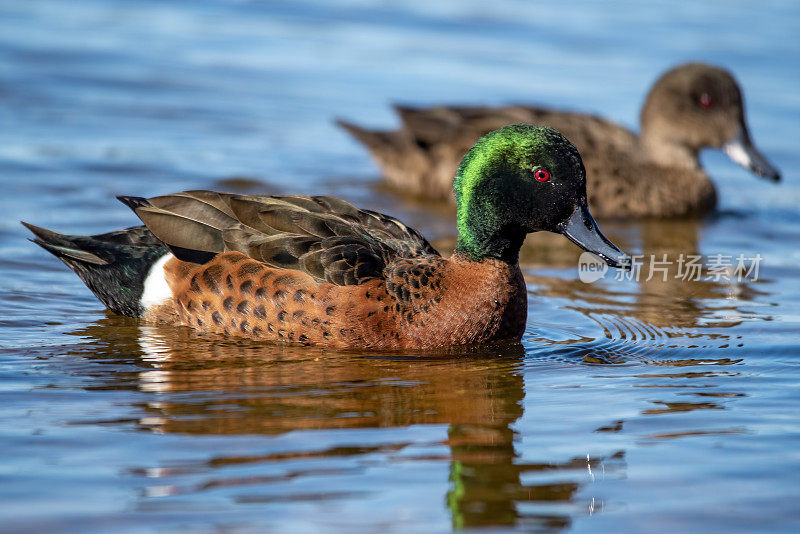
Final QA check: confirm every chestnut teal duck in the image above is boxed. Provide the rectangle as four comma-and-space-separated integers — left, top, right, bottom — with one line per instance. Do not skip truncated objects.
24, 126, 629, 349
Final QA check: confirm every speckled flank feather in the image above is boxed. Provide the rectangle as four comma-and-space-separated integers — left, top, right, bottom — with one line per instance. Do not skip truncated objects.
145, 251, 525, 349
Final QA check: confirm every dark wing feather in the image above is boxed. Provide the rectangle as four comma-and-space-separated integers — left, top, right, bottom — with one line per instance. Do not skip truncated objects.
394, 105, 531, 147
124, 191, 439, 286
396, 104, 638, 159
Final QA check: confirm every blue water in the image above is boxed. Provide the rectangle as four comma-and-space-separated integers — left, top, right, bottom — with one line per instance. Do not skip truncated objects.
1, 1, 799, 532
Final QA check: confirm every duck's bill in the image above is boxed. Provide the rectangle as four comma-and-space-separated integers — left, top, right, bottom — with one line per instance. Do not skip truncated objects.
722, 129, 781, 182
558, 206, 631, 270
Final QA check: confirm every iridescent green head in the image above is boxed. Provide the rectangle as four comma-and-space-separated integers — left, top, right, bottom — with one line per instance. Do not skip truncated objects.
454, 124, 629, 267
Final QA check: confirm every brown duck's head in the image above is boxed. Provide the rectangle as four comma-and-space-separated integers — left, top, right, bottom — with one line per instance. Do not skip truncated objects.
640, 62, 780, 181
453, 124, 630, 269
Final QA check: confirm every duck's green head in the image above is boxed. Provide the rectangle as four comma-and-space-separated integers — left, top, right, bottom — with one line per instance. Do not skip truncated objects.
454, 124, 629, 267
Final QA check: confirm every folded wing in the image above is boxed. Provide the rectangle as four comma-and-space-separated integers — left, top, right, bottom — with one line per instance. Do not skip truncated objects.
121, 191, 439, 286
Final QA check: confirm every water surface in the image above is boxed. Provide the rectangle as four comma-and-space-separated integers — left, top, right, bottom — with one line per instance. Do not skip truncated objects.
1, 1, 799, 532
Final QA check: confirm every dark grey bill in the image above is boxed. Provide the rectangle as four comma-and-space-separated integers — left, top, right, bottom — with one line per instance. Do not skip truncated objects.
722, 129, 781, 182
557, 206, 631, 269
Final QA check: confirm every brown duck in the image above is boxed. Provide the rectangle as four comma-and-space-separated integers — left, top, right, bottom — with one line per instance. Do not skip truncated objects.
338, 63, 780, 218
24, 125, 628, 349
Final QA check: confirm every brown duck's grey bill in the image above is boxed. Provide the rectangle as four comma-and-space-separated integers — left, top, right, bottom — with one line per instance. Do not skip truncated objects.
558, 206, 631, 270
722, 129, 781, 182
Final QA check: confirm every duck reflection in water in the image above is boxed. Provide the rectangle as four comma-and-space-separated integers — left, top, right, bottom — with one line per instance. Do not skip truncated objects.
67, 318, 625, 530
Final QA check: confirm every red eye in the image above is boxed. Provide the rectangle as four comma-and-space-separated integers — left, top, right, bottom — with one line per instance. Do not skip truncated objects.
534, 169, 550, 182
699, 93, 714, 109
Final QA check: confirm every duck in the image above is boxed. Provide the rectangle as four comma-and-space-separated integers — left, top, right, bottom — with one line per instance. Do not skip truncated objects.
23, 125, 629, 349
338, 63, 780, 218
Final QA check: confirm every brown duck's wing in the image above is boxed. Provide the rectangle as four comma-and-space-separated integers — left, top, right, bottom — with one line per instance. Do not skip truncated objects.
394, 105, 532, 147
509, 106, 638, 156
122, 191, 440, 286
396, 104, 637, 155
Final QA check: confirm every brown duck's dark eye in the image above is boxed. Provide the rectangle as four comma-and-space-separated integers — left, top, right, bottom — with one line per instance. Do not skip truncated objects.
534, 168, 550, 182
699, 93, 714, 109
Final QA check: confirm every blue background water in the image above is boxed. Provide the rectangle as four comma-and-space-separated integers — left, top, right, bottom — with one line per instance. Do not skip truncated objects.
1, 1, 799, 532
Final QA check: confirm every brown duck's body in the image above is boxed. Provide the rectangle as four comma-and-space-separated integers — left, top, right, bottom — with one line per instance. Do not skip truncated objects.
342, 104, 716, 218
146, 251, 526, 349
339, 63, 779, 218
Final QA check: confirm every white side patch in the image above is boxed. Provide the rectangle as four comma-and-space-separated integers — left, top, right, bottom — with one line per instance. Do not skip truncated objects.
140, 254, 174, 311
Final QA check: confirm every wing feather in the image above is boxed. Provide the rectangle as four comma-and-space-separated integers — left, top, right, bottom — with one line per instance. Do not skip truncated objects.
124, 192, 439, 285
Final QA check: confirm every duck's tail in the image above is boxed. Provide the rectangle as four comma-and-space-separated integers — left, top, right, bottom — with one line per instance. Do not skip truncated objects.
336, 118, 382, 148
22, 222, 170, 317
335, 118, 410, 158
